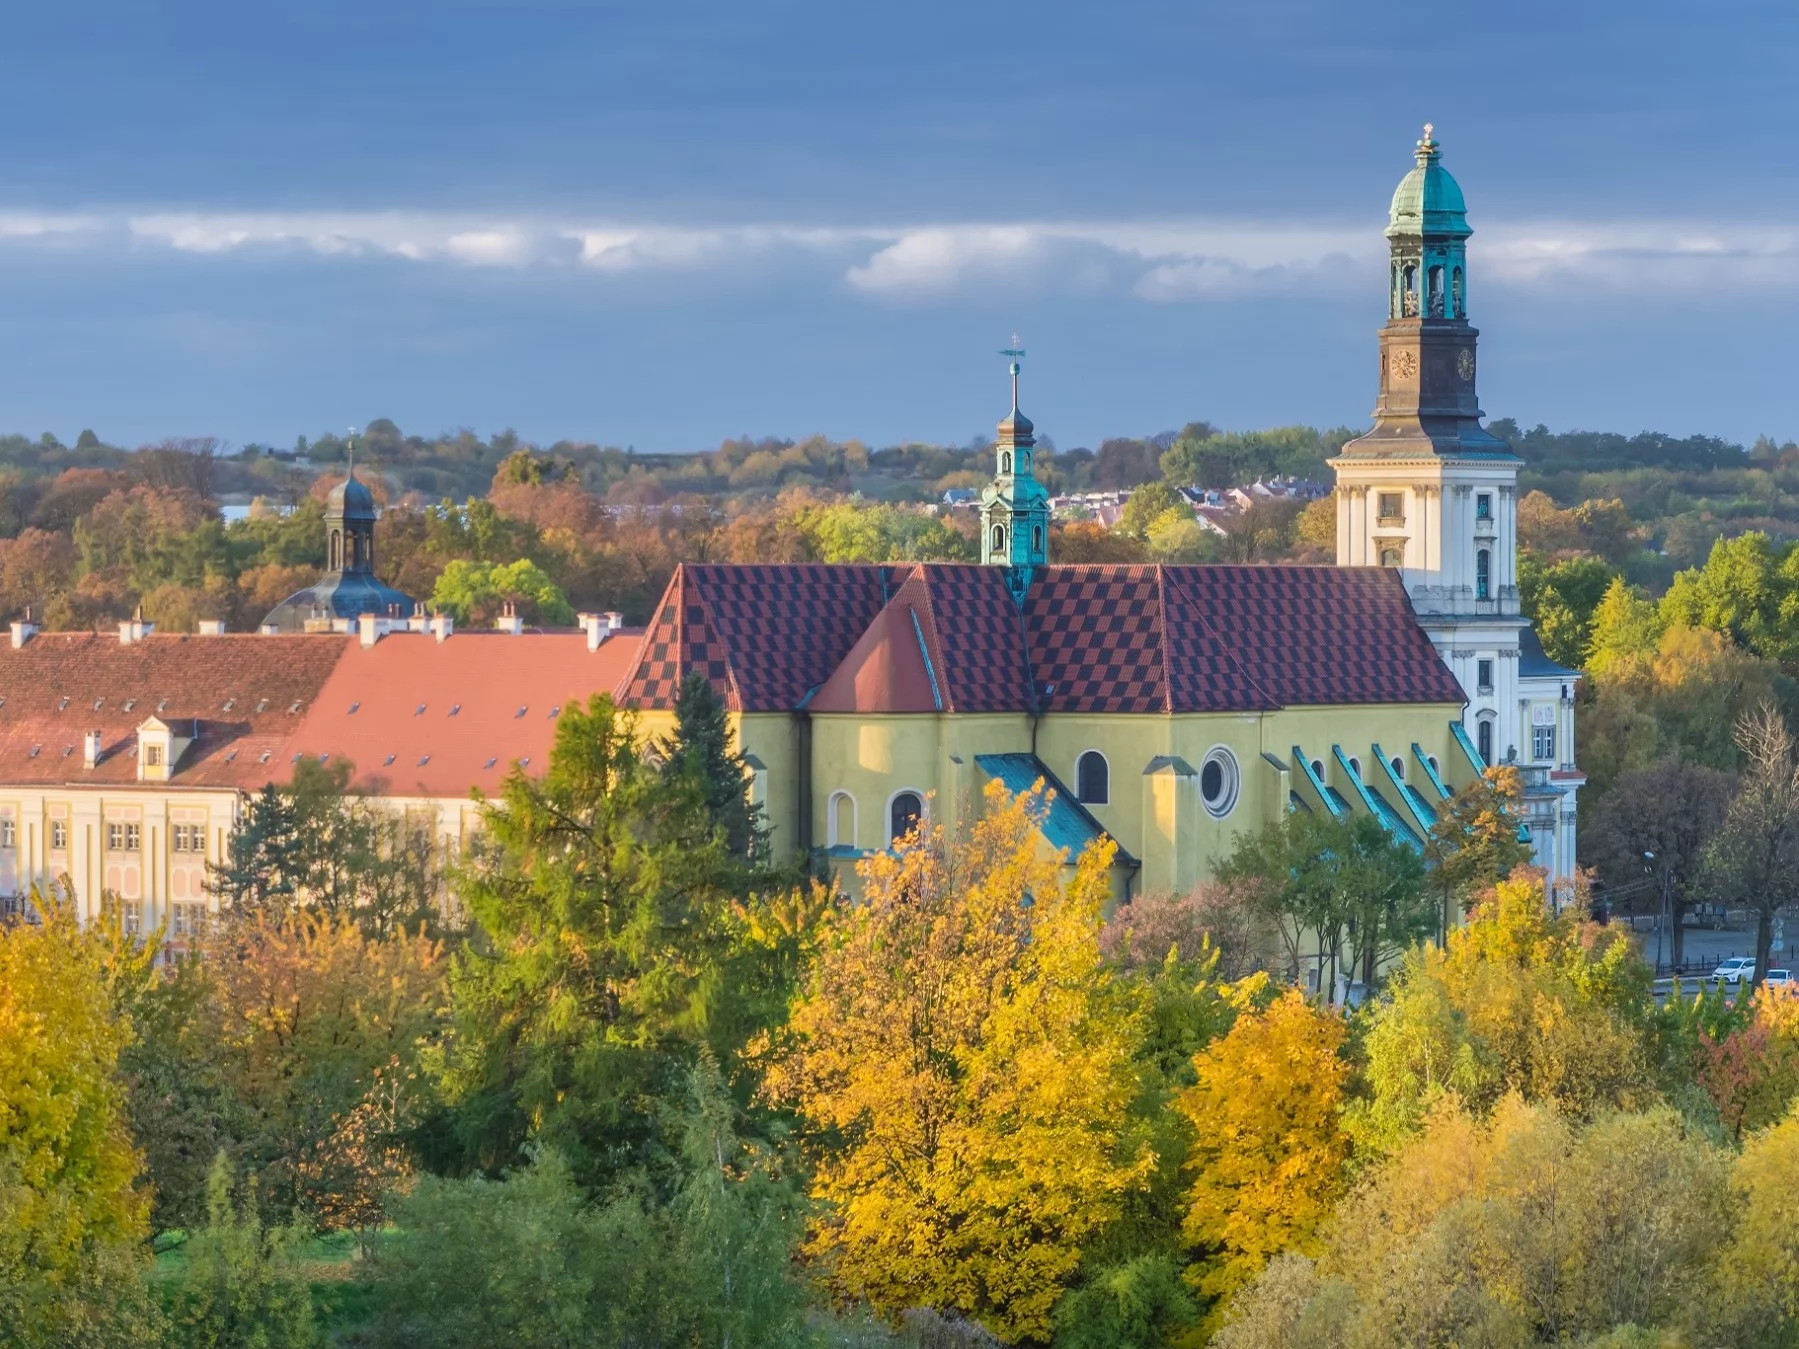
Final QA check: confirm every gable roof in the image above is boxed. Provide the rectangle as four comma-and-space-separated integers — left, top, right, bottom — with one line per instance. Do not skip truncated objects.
287, 629, 643, 796
625, 562, 1465, 715
0, 632, 349, 787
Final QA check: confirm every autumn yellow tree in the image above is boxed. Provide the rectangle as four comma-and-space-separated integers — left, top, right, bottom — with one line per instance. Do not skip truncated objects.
1176, 988, 1349, 1316
1719, 1101, 1799, 1339
1423, 765, 1532, 928
763, 782, 1152, 1344
0, 891, 157, 1343
1349, 873, 1657, 1152
199, 911, 448, 1224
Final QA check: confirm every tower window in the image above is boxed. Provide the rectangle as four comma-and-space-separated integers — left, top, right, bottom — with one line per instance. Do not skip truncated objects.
1000, 451, 1011, 474
889, 791, 924, 844
1477, 658, 1494, 692
1380, 547, 1403, 568
1476, 493, 1492, 521
1032, 524, 1043, 555
1401, 263, 1419, 316
1452, 266, 1464, 316
329, 530, 342, 571
991, 524, 1006, 554
1377, 492, 1403, 523
1075, 750, 1109, 805
1477, 718, 1494, 766
1476, 548, 1491, 600
1427, 265, 1445, 318
1533, 724, 1556, 761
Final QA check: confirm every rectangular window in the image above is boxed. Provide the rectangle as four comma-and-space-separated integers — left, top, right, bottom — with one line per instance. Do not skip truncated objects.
1477, 659, 1494, 692
172, 824, 200, 853
105, 896, 143, 935
1377, 492, 1404, 523
1476, 493, 1493, 521
144, 744, 163, 767
50, 821, 66, 851
171, 900, 207, 939
1534, 725, 1556, 761
106, 822, 141, 853
0, 819, 13, 849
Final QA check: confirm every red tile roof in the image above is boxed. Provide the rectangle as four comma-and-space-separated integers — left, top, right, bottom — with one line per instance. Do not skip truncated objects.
624, 562, 1464, 715
0, 632, 351, 787
286, 630, 643, 796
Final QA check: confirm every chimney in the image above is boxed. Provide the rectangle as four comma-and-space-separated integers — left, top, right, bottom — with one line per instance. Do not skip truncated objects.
494, 600, 523, 636
603, 611, 624, 632
196, 619, 226, 636
580, 613, 608, 651
407, 603, 429, 633
82, 730, 102, 769
118, 608, 153, 645
258, 622, 281, 636
10, 616, 36, 648
429, 612, 454, 643
358, 612, 384, 648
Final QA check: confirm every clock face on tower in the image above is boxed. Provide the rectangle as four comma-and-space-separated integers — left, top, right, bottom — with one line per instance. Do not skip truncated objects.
1456, 349, 1475, 381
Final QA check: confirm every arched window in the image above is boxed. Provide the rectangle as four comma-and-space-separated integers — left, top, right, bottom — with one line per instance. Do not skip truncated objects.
1075, 751, 1109, 805
889, 791, 923, 844
1031, 524, 1043, 555
1451, 266, 1464, 317
1390, 756, 1405, 781
1477, 718, 1494, 766
1347, 756, 1362, 780
828, 791, 856, 849
1427, 265, 1445, 317
1476, 548, 1491, 600
1000, 451, 1012, 474
329, 530, 342, 571
1401, 264, 1419, 316
991, 524, 1006, 554
1380, 547, 1403, 568
1310, 759, 1325, 781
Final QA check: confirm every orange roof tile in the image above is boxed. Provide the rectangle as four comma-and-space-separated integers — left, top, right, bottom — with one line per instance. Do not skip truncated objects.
284, 629, 644, 796
0, 632, 350, 788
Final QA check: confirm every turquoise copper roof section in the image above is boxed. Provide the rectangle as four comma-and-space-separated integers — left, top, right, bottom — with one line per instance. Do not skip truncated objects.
974, 753, 1133, 864
1387, 125, 1471, 240
1333, 744, 1422, 851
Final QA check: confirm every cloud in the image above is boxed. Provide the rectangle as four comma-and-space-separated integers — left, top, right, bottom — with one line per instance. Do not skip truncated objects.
4, 208, 1799, 305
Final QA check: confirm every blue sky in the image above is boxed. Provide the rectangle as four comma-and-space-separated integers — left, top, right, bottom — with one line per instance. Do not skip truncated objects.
2, 0, 1797, 454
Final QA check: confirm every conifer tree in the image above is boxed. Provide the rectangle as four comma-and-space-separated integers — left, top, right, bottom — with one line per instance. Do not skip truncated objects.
664, 670, 762, 860
207, 784, 302, 919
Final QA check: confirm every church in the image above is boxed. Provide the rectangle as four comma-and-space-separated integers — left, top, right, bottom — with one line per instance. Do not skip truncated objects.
0, 129, 1579, 931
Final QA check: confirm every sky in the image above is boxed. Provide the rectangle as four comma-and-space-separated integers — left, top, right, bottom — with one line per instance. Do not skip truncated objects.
2, 0, 1797, 455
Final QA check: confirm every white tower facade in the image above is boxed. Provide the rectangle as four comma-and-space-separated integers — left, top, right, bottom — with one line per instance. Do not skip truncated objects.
1332, 129, 1582, 880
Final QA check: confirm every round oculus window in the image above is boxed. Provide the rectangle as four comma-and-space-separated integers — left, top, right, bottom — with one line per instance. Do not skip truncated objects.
1200, 748, 1239, 818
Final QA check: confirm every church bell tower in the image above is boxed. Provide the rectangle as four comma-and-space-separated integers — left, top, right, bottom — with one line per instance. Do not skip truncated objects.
1331, 127, 1582, 882
980, 343, 1050, 603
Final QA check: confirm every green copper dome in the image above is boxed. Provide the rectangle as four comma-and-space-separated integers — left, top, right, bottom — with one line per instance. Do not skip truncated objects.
1386, 125, 1471, 240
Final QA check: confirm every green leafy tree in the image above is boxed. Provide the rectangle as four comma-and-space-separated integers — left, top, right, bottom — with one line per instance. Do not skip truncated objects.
430, 557, 575, 626
160, 1156, 320, 1349
1216, 810, 1427, 996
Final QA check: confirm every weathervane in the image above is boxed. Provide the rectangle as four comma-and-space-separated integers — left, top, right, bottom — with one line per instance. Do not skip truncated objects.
346, 425, 357, 478
999, 333, 1026, 408
1423, 121, 1433, 141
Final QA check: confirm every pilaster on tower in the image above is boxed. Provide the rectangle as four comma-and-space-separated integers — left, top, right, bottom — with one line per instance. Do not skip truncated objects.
980, 340, 1050, 603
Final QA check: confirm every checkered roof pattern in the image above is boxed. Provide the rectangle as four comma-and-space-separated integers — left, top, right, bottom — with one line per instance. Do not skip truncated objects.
618, 562, 1464, 714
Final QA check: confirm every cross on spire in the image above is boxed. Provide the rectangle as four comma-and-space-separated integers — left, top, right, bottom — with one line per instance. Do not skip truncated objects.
999, 334, 1026, 409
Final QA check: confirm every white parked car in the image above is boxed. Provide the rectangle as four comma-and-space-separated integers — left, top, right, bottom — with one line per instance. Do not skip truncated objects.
1766, 969, 1793, 990
1713, 957, 1757, 986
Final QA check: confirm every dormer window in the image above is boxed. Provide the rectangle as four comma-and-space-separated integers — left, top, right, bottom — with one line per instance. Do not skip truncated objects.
144, 745, 163, 767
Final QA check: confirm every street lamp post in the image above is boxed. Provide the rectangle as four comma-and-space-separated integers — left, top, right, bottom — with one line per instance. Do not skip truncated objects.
1645, 850, 1674, 974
